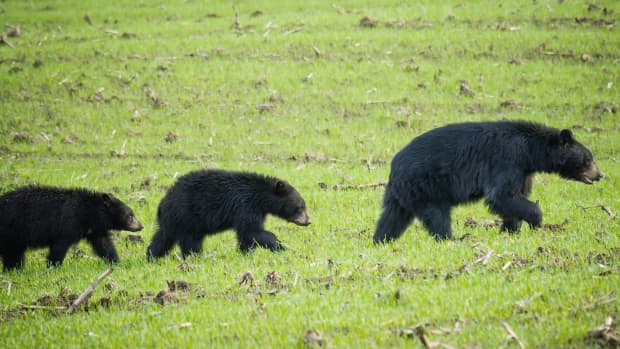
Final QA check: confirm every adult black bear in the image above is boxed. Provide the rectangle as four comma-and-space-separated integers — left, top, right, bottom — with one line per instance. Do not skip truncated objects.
147, 169, 310, 259
0, 186, 143, 271
374, 121, 603, 242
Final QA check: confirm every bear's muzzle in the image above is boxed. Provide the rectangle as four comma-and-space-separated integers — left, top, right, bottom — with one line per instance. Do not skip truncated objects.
127, 216, 144, 231
291, 211, 311, 226
581, 162, 603, 184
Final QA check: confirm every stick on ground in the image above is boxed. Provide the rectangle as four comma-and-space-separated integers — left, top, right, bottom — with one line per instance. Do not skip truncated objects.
68, 268, 114, 314
20, 303, 68, 311
501, 321, 525, 349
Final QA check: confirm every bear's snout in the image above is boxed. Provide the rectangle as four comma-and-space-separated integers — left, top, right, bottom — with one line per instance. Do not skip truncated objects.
291, 211, 310, 226
127, 216, 144, 231
582, 162, 603, 184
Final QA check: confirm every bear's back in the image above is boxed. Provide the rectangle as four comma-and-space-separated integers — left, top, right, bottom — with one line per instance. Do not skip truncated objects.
392, 121, 555, 174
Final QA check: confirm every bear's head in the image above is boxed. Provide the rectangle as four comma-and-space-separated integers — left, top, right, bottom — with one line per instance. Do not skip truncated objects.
102, 193, 144, 231
554, 129, 603, 185
273, 180, 310, 226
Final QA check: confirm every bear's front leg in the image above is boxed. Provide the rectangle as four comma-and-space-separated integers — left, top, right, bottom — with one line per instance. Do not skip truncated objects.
487, 194, 542, 230
500, 217, 522, 233
238, 230, 285, 252
87, 233, 120, 263
499, 174, 534, 233
255, 231, 285, 251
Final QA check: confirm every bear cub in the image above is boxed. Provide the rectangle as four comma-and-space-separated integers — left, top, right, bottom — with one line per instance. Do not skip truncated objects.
0, 186, 144, 271
374, 120, 603, 242
147, 169, 310, 260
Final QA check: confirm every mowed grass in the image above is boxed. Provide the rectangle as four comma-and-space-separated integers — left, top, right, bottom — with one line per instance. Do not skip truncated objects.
0, 0, 618, 347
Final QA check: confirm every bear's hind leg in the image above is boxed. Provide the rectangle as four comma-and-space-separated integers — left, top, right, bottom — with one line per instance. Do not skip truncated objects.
2, 248, 26, 271
418, 205, 452, 240
373, 194, 414, 244
47, 242, 70, 267
146, 228, 177, 260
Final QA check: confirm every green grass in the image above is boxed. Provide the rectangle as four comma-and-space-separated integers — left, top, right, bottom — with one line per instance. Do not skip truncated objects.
1, 0, 618, 347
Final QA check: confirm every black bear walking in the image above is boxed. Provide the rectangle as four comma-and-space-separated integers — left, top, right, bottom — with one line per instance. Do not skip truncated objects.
0, 186, 144, 271
374, 121, 603, 242
147, 169, 310, 260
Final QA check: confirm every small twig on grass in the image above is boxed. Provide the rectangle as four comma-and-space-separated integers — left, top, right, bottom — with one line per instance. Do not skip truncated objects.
312, 45, 321, 57
18, 303, 67, 311
292, 272, 300, 287
501, 321, 525, 349
233, 6, 241, 34
335, 182, 387, 190
98, 27, 118, 35
474, 248, 494, 265
514, 292, 542, 312
578, 204, 600, 210
365, 99, 401, 106
1, 34, 14, 48
1, 280, 11, 295
282, 27, 303, 36
416, 325, 436, 348
319, 182, 387, 191
411, 325, 456, 349
600, 205, 616, 219
68, 268, 114, 314
584, 291, 617, 310
577, 202, 616, 219
456, 233, 471, 241
383, 271, 395, 281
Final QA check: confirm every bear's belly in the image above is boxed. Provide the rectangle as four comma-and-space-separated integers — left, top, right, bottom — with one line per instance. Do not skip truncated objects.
468, 191, 484, 201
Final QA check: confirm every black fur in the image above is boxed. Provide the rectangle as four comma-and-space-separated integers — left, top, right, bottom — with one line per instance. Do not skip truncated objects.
374, 121, 602, 242
0, 186, 143, 271
147, 169, 310, 260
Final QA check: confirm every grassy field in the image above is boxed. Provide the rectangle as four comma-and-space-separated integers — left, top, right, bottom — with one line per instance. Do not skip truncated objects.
1, 0, 619, 347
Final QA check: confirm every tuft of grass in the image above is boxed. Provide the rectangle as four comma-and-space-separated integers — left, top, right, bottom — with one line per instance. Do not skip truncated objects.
1, 0, 618, 347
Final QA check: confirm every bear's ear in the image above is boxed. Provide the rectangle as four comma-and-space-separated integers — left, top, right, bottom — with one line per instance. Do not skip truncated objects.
559, 129, 574, 146
275, 181, 290, 196
102, 193, 114, 208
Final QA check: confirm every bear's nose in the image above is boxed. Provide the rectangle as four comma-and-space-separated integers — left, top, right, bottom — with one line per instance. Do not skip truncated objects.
593, 170, 603, 181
